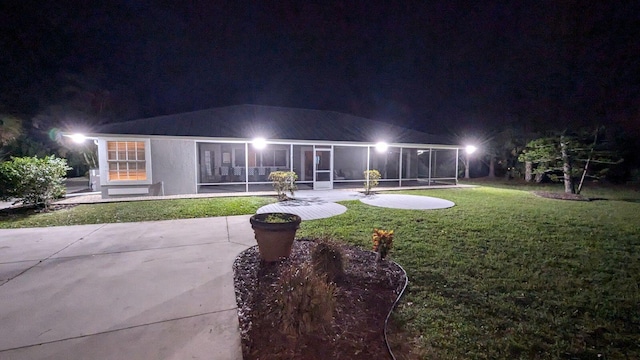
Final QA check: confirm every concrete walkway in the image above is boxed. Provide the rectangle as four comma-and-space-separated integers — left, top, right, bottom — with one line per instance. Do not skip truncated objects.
0, 216, 255, 360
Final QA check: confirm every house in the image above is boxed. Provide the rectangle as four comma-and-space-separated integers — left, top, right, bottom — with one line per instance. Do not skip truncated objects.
84, 105, 462, 198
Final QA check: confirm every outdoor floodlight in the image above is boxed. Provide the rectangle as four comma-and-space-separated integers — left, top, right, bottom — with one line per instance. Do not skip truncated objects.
70, 133, 87, 144
375, 141, 388, 153
253, 137, 267, 150
465, 145, 477, 154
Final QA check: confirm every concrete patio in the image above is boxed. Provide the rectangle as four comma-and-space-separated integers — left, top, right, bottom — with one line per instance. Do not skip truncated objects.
0, 216, 255, 360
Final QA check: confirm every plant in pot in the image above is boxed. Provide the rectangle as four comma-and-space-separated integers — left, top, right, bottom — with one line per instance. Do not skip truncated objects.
250, 212, 302, 261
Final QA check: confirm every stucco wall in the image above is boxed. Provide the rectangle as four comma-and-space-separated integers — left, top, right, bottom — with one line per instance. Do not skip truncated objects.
151, 139, 197, 195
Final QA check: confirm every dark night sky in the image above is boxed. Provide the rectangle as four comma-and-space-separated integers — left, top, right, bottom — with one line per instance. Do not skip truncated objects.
1, 0, 639, 135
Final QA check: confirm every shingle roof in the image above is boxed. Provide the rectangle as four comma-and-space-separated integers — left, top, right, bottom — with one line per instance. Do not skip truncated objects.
95, 104, 450, 145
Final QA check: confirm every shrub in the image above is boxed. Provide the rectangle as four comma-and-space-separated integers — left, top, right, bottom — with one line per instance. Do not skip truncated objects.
268, 171, 298, 201
267, 263, 336, 335
0, 155, 70, 209
363, 169, 381, 195
312, 240, 345, 283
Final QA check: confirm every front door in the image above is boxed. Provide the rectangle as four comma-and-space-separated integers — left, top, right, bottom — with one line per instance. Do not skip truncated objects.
313, 147, 332, 190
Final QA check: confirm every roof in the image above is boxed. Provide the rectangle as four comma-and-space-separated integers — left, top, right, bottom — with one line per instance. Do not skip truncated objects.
95, 105, 451, 145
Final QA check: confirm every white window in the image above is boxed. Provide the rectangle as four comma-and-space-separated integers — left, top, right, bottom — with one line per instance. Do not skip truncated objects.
100, 138, 152, 184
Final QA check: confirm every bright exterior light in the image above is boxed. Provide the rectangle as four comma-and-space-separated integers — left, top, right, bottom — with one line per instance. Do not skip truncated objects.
465, 145, 477, 154
253, 137, 267, 150
375, 141, 388, 153
70, 133, 87, 144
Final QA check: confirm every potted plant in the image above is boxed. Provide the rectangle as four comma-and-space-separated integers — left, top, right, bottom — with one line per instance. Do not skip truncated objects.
250, 212, 302, 261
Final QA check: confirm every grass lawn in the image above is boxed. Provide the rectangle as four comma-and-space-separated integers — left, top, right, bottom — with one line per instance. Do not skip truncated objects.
298, 185, 640, 359
1, 183, 638, 358
0, 196, 275, 228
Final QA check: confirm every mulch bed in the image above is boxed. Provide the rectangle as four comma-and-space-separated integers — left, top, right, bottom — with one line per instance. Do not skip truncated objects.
532, 191, 591, 201
233, 239, 406, 360
0, 204, 78, 218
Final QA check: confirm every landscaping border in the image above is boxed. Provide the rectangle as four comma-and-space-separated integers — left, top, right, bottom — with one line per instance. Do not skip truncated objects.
384, 260, 408, 360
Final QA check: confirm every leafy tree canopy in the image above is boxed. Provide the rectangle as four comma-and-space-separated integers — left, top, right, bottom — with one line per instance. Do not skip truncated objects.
518, 129, 622, 193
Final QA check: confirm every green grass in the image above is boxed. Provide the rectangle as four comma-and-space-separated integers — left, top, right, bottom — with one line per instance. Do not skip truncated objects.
298, 186, 640, 359
2, 184, 638, 358
0, 196, 275, 228
461, 178, 640, 202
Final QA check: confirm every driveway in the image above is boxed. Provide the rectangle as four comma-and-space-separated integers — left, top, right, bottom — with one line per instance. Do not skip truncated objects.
0, 216, 255, 360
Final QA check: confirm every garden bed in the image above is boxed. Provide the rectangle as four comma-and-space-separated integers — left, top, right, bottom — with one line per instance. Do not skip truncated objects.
233, 239, 406, 359
532, 190, 591, 201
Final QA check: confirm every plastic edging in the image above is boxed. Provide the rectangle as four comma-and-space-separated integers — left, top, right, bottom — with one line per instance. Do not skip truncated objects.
384, 260, 409, 360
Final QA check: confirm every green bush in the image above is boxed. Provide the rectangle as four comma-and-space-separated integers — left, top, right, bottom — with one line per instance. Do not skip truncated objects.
363, 169, 381, 195
0, 155, 70, 209
267, 263, 336, 335
268, 171, 297, 201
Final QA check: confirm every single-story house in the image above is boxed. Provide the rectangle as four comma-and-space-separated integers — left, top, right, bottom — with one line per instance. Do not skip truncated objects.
79, 105, 463, 198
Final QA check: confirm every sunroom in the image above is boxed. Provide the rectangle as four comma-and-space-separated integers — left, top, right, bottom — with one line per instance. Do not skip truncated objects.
194, 139, 459, 193
87, 105, 462, 198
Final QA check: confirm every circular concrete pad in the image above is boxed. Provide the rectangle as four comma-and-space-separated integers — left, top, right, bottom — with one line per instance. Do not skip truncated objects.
360, 194, 455, 210
257, 200, 347, 220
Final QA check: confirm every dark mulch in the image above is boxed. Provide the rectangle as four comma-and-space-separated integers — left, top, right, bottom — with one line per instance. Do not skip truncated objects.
532, 191, 591, 201
0, 203, 78, 218
233, 239, 406, 360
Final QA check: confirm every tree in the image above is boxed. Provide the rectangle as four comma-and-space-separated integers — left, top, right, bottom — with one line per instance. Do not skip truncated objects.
482, 126, 530, 179
0, 114, 22, 145
518, 130, 621, 194
0, 114, 23, 159
268, 171, 298, 201
0, 155, 71, 209
363, 169, 381, 195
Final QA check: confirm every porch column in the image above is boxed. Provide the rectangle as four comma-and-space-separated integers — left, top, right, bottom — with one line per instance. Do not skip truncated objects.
428, 148, 432, 185
455, 148, 459, 184
399, 147, 403, 187
366, 145, 371, 190
245, 142, 249, 192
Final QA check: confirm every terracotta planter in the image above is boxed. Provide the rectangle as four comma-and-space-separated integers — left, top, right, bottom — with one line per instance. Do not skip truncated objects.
250, 213, 302, 261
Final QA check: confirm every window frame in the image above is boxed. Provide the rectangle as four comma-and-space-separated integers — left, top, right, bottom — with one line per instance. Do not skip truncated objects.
247, 148, 289, 167
99, 137, 153, 185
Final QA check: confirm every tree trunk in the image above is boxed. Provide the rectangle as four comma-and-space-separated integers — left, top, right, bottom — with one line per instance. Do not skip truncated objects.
525, 161, 532, 182
488, 157, 496, 178
577, 128, 599, 195
560, 136, 575, 194
535, 163, 544, 183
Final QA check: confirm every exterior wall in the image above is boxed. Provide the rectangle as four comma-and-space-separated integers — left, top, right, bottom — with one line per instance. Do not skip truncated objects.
150, 139, 197, 195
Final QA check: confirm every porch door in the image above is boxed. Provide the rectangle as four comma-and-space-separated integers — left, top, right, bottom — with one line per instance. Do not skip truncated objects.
313, 147, 333, 190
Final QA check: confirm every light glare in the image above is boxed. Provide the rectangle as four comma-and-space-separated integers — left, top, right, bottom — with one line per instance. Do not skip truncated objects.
465, 145, 477, 154
253, 137, 267, 150
375, 141, 388, 153
70, 133, 87, 144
